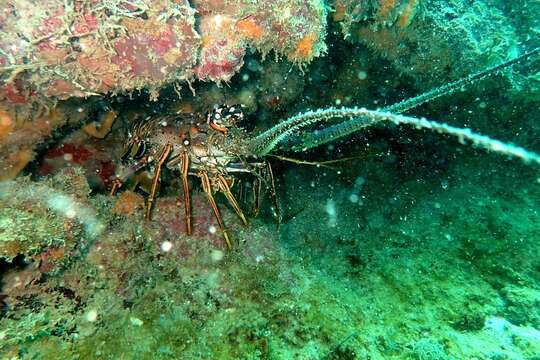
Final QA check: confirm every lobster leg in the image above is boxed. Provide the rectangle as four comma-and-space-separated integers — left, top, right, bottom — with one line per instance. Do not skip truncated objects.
266, 162, 282, 225
110, 179, 122, 196
217, 174, 248, 226
145, 145, 172, 220
200, 171, 233, 250
179, 150, 192, 235
237, 181, 244, 203
251, 174, 262, 217
110, 157, 149, 195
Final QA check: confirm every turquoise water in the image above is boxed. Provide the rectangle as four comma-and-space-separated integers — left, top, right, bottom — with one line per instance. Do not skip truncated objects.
1, 1, 540, 359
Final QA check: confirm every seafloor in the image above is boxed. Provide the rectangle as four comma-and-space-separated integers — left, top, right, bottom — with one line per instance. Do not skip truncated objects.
1, 2, 540, 360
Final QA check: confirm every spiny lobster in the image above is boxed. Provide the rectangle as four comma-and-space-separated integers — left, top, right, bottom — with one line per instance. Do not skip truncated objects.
110, 105, 279, 249
110, 47, 540, 249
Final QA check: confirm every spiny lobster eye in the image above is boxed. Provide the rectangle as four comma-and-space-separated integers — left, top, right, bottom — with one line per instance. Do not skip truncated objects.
224, 104, 244, 122
207, 104, 245, 134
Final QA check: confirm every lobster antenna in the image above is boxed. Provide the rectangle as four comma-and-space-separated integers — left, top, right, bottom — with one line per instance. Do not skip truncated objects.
386, 47, 540, 114
292, 47, 540, 151
252, 107, 540, 164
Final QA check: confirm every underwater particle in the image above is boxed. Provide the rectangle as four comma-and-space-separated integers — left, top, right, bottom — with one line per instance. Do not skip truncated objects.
357, 70, 368, 80
130, 317, 144, 326
160, 241, 173, 252
325, 198, 337, 227
211, 249, 224, 262
85, 309, 98, 322
355, 176, 365, 189
440, 179, 449, 190
208, 225, 217, 234
349, 193, 359, 203
65, 207, 77, 219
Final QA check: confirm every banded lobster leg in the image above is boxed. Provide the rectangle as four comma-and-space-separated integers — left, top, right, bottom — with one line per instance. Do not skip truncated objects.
265, 162, 281, 225
145, 144, 172, 220
251, 162, 281, 224
199, 171, 233, 250
251, 173, 262, 217
178, 149, 193, 235
217, 174, 248, 226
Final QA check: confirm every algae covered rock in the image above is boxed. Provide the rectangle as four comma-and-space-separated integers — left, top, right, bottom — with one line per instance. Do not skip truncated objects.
502, 285, 540, 328
0, 167, 103, 265
331, 0, 521, 88
0, 0, 327, 103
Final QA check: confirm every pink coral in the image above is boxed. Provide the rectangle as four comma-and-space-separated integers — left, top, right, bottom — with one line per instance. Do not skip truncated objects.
195, 14, 247, 82
0, 0, 326, 103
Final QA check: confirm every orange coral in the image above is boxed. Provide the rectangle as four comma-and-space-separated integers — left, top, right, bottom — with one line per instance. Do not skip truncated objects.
377, 0, 397, 19
0, 108, 14, 139
237, 18, 264, 40
398, 0, 418, 28
290, 33, 318, 62
0, 103, 88, 181
0, 149, 32, 181
332, 1, 347, 22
